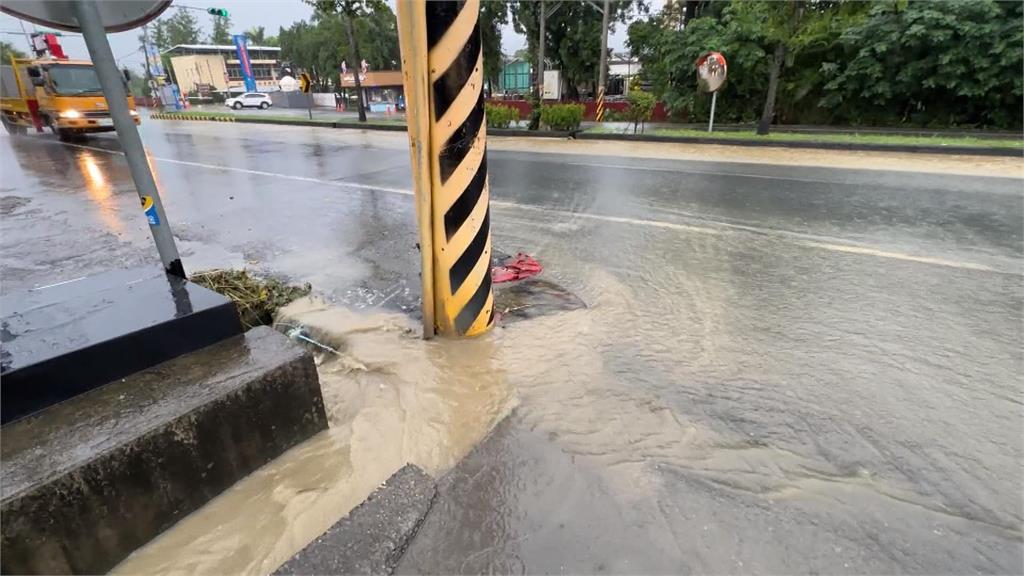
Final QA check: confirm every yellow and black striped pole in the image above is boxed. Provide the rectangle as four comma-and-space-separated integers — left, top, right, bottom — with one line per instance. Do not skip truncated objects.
398, 0, 494, 338
595, 87, 606, 122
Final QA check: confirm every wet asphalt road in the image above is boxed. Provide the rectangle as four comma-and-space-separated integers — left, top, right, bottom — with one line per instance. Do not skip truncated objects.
1, 120, 1022, 574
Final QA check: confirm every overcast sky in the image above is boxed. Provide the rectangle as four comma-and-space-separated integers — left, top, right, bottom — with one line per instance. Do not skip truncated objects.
1, 0, 655, 72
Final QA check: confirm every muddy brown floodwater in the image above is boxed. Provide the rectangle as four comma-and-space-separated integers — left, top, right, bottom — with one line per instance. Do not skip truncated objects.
13, 123, 1014, 574
113, 297, 516, 575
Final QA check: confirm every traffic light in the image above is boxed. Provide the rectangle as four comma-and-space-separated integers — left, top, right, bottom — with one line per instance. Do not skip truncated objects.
207, 7, 229, 17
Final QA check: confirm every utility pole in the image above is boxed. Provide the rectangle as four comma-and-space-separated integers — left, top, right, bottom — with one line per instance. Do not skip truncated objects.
598, 0, 610, 92
596, 0, 610, 121
536, 0, 545, 102
141, 24, 162, 110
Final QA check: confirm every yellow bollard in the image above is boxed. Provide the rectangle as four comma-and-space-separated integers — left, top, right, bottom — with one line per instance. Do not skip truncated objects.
398, 0, 494, 338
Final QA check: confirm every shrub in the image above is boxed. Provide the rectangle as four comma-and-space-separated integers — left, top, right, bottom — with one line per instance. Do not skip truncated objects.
625, 90, 657, 134
485, 103, 520, 129
540, 103, 585, 131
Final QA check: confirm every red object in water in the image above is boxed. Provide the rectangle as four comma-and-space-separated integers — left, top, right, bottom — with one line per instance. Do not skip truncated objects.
492, 253, 542, 283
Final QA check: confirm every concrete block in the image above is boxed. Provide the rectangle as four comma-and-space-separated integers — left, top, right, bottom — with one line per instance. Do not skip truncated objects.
1, 327, 327, 575
1, 267, 243, 424
274, 464, 436, 576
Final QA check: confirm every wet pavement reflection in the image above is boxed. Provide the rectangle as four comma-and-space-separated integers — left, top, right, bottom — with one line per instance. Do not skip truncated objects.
1, 120, 1021, 574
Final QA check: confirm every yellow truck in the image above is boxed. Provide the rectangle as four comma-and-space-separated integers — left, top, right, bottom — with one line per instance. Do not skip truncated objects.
1, 57, 139, 140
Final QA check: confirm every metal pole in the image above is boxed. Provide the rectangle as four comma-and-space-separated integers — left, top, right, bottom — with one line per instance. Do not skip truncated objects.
141, 24, 161, 109
597, 0, 609, 98
397, 0, 494, 338
18, 19, 32, 53
74, 0, 185, 278
708, 90, 717, 133
396, 0, 434, 338
537, 1, 545, 101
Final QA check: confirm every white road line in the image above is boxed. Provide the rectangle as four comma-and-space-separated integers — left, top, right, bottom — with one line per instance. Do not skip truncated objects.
30, 276, 86, 291
564, 161, 844, 185
55, 140, 1003, 273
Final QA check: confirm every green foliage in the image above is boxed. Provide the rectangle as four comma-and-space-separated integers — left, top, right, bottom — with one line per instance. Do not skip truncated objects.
625, 89, 656, 132
540, 103, 585, 131
0, 41, 27, 62
142, 9, 202, 78
512, 0, 645, 99
210, 14, 232, 45
128, 68, 150, 97
481, 1, 509, 90
821, 0, 1023, 128
280, 1, 398, 92
628, 0, 1023, 129
244, 26, 278, 46
164, 8, 203, 46
485, 103, 520, 129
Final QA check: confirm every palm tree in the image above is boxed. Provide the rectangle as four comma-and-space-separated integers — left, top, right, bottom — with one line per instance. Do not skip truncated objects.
244, 26, 266, 45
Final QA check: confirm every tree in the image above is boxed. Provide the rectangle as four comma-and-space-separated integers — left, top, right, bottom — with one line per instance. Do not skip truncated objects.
625, 89, 656, 133
627, 0, 1021, 129
210, 14, 233, 45
0, 41, 27, 63
481, 1, 509, 93
284, 0, 397, 117
246, 26, 280, 46
512, 0, 642, 100
164, 7, 203, 47
245, 26, 267, 45
738, 1, 806, 135
148, 19, 170, 51
821, 0, 1023, 128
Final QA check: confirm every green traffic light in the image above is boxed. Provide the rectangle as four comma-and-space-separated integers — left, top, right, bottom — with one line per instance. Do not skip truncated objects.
207, 7, 229, 17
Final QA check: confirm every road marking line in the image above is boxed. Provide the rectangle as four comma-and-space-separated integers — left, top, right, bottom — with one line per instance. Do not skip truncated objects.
564, 161, 844, 185
30, 276, 87, 291
54, 140, 1004, 273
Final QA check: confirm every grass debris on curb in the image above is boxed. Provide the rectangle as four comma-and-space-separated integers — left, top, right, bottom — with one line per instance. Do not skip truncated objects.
588, 125, 1024, 149
190, 269, 311, 329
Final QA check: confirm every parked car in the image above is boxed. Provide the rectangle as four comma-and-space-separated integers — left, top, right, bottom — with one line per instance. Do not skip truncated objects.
225, 93, 271, 110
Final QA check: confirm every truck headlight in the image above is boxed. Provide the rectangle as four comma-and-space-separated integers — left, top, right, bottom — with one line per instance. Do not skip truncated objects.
59, 110, 81, 119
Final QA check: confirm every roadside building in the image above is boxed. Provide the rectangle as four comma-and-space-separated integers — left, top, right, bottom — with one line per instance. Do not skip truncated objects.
338, 70, 403, 112
607, 52, 642, 98
497, 58, 531, 97
163, 44, 282, 95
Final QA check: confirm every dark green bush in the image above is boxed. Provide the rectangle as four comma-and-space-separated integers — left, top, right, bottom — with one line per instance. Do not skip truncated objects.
540, 103, 585, 131
485, 103, 521, 129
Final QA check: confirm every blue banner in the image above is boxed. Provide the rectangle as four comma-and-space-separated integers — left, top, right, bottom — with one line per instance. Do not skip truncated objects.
232, 34, 257, 92
145, 44, 164, 77
169, 84, 182, 110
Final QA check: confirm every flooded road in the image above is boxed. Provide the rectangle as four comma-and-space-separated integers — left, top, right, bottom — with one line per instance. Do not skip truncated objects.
1, 119, 1021, 573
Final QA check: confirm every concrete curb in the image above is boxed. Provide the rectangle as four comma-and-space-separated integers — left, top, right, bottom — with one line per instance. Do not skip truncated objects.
274, 464, 436, 576
148, 113, 1022, 157
1, 327, 328, 575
